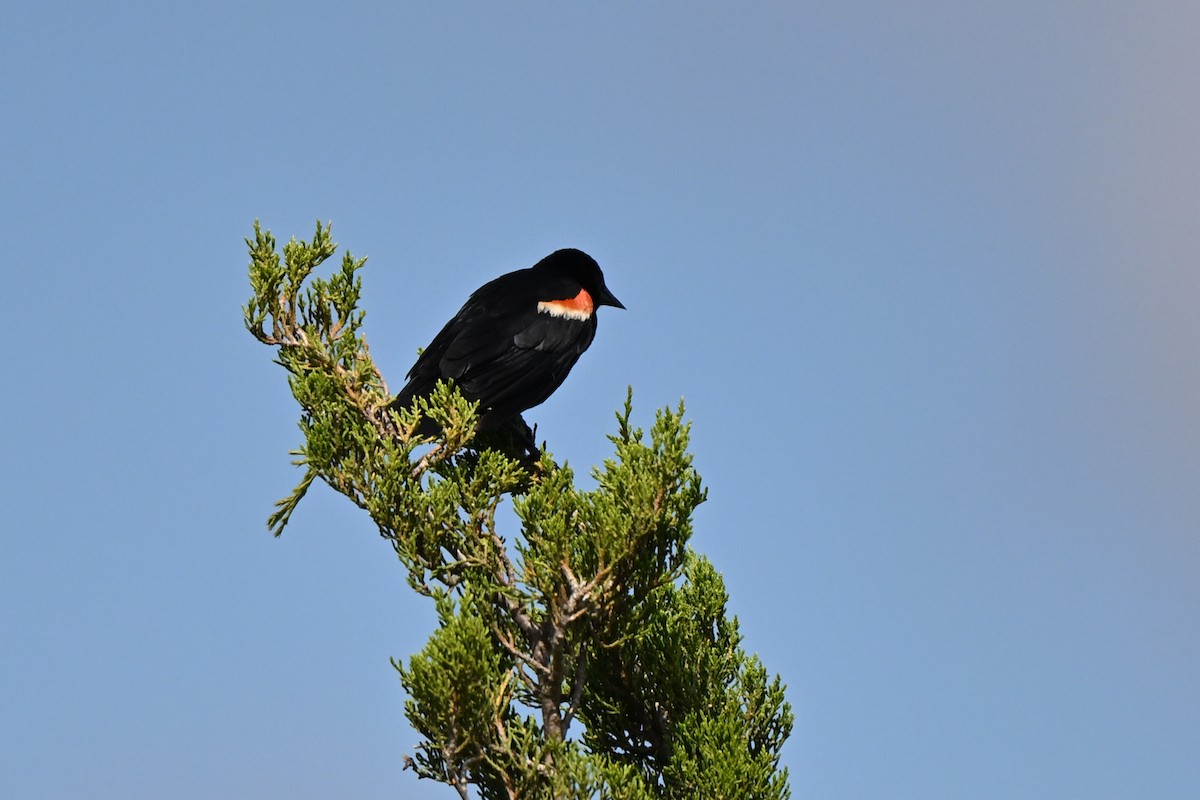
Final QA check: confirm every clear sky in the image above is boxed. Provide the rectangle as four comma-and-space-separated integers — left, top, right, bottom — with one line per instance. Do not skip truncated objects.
3, 2, 1197, 798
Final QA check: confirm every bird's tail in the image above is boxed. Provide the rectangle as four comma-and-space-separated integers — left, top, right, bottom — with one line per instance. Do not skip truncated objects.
388, 378, 442, 436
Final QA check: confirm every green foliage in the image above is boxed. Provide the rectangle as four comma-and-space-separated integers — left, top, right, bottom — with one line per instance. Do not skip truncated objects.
245, 222, 793, 799
582, 557, 793, 799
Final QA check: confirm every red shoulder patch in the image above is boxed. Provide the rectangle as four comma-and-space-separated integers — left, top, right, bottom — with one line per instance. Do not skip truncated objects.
537, 288, 594, 320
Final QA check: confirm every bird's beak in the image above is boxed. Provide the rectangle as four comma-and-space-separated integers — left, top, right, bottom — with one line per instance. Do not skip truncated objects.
597, 284, 625, 309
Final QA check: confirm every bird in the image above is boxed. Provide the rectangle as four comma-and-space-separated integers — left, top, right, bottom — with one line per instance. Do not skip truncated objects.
390, 248, 624, 450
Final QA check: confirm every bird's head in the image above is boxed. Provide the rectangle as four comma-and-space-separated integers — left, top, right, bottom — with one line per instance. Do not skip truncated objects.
533, 248, 625, 310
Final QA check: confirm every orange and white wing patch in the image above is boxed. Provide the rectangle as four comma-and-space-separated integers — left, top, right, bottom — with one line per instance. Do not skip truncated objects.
537, 288, 594, 320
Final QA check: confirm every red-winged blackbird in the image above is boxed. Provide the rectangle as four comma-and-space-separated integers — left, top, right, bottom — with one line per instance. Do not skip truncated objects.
391, 248, 624, 443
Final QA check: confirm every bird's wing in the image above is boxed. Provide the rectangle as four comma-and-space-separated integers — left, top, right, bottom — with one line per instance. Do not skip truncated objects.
403, 272, 526, 382
397, 268, 595, 419
464, 322, 595, 416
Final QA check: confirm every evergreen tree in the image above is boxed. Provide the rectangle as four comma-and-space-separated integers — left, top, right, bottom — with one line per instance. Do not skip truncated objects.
244, 222, 793, 799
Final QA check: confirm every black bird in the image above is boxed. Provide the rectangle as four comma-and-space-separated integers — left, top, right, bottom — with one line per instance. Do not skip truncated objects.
391, 248, 623, 444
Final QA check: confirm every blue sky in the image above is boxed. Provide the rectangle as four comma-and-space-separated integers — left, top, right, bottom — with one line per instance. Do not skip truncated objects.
3, 2, 1198, 798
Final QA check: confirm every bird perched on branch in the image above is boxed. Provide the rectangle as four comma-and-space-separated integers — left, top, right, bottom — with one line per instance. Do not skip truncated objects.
390, 248, 624, 454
